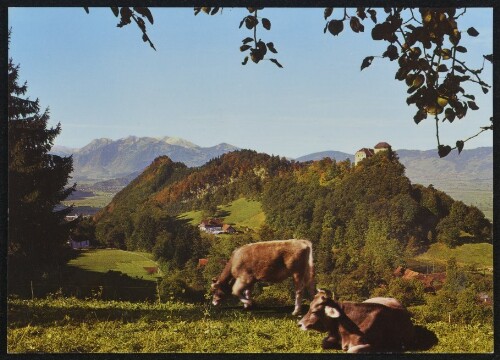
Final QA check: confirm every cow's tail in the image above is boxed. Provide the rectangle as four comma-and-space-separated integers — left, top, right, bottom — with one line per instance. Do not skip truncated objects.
305, 241, 315, 300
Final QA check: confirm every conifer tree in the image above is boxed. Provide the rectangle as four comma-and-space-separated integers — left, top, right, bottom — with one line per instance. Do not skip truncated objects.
8, 56, 75, 282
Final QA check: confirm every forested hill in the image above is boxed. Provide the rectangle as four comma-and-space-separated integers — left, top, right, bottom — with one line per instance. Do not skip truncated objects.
94, 150, 296, 249
94, 149, 491, 287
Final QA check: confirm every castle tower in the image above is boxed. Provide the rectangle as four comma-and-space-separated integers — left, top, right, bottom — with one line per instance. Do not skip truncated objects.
374, 142, 392, 154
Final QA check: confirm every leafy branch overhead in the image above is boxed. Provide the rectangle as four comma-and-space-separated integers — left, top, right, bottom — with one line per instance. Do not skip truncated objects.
84, 7, 156, 50
86, 7, 492, 157
195, 7, 283, 68
322, 7, 492, 157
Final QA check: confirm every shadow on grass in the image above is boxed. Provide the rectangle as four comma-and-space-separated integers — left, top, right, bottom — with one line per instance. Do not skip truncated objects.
8, 301, 206, 328
216, 304, 306, 315
8, 300, 305, 329
215, 209, 231, 218
8, 249, 158, 302
409, 325, 439, 351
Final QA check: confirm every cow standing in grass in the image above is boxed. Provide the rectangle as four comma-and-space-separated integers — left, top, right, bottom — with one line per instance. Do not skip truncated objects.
210, 239, 315, 316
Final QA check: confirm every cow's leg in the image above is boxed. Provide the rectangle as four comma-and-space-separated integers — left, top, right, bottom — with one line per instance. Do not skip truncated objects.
322, 335, 341, 350
232, 278, 253, 309
347, 344, 372, 353
308, 276, 316, 300
292, 273, 304, 316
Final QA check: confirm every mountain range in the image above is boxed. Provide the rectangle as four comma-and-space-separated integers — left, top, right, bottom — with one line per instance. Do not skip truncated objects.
52, 136, 239, 181
52, 136, 492, 206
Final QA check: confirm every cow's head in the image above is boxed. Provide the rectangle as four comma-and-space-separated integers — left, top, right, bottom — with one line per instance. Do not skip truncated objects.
210, 278, 227, 306
298, 289, 342, 332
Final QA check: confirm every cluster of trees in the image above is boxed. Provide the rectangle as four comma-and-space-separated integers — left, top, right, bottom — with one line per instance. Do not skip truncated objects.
260, 150, 491, 299
154, 150, 296, 212
394, 258, 493, 325
8, 55, 76, 286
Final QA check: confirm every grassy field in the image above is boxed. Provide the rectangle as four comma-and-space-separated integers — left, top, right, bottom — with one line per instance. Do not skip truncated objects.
67, 249, 162, 280
16, 249, 165, 302
180, 198, 265, 231
7, 242, 494, 353
7, 297, 493, 353
414, 243, 493, 272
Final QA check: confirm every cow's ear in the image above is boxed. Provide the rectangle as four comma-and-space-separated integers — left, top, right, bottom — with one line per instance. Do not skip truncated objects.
325, 306, 341, 318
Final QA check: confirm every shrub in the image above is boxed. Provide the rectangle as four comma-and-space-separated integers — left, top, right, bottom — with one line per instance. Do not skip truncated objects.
158, 270, 204, 303
372, 277, 426, 307
419, 285, 492, 325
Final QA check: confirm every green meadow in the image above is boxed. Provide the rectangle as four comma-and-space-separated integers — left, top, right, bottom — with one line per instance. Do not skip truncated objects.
414, 243, 493, 272
67, 249, 162, 279
180, 197, 265, 231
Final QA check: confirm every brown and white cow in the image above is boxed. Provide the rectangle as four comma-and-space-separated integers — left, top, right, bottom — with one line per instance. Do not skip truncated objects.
210, 239, 314, 315
298, 290, 415, 353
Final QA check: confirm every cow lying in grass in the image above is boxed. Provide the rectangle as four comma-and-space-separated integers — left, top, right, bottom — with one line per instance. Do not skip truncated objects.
298, 290, 415, 353
210, 239, 314, 316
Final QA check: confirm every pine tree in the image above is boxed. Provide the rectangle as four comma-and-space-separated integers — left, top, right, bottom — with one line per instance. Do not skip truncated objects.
8, 57, 75, 282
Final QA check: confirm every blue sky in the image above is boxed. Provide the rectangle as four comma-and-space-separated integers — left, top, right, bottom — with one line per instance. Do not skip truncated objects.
9, 7, 493, 158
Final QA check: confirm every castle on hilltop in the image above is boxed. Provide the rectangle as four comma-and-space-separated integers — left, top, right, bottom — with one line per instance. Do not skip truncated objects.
354, 142, 392, 166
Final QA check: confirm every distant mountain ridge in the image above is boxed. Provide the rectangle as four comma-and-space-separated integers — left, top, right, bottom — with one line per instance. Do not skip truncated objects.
295, 150, 354, 163
52, 136, 239, 181
396, 147, 492, 184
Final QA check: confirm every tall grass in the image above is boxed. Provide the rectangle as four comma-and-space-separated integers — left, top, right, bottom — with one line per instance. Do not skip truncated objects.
7, 297, 493, 353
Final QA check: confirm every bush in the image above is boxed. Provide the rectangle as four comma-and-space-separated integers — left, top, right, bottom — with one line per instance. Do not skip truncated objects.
371, 277, 425, 307
158, 270, 204, 303
418, 285, 492, 325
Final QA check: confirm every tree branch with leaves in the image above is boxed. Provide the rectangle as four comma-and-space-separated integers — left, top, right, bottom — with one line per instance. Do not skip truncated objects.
85, 6, 492, 157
